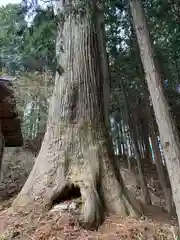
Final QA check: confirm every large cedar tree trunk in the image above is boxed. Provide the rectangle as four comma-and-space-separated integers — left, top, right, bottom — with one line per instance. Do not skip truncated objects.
13, 1, 141, 228
130, 0, 180, 223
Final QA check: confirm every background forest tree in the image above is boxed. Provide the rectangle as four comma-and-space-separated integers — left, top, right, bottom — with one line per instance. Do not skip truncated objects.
1, 0, 180, 233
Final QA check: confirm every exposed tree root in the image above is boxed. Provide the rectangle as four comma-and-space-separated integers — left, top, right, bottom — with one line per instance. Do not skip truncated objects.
12, 124, 143, 229
78, 183, 104, 230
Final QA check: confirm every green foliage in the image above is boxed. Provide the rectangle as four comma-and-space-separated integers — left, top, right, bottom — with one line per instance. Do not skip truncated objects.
145, 0, 180, 88
105, 0, 180, 112
0, 3, 56, 139
1, 0, 180, 143
0, 3, 57, 73
0, 4, 26, 73
21, 6, 57, 72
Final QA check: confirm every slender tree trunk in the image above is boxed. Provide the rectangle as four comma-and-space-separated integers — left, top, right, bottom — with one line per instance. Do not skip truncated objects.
141, 119, 151, 162
36, 96, 41, 137
125, 125, 131, 171
129, 20, 173, 211
149, 109, 174, 213
130, 0, 180, 223
28, 101, 36, 139
113, 111, 123, 156
0, 122, 4, 181
120, 111, 126, 156
128, 129, 133, 156
142, 82, 174, 213
122, 113, 128, 159
137, 124, 145, 159
114, 119, 122, 156
124, 91, 151, 204
13, 1, 141, 229
127, 127, 132, 171
145, 92, 174, 213
128, 128, 135, 157
122, 94, 132, 169
118, 116, 125, 155
117, 125, 122, 156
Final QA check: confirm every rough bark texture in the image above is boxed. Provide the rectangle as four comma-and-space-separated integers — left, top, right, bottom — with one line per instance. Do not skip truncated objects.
129, 23, 173, 213
130, 0, 180, 224
150, 115, 174, 214
146, 100, 174, 214
13, 1, 141, 228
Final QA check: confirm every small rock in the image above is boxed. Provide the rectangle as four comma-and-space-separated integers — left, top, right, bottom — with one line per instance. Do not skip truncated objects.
51, 203, 68, 212
69, 202, 77, 210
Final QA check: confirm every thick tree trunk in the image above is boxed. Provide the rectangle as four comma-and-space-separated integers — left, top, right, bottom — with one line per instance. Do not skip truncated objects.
13, 1, 141, 229
130, 0, 180, 223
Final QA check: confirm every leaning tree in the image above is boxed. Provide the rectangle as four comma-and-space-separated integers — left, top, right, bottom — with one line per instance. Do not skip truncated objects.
13, 0, 141, 228
130, 0, 180, 224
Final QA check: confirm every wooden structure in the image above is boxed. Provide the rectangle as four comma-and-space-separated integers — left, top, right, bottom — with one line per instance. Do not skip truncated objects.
0, 76, 23, 175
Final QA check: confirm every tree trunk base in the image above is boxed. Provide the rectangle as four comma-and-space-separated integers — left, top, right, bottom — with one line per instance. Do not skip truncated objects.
12, 170, 142, 229
12, 125, 142, 229
13, 186, 141, 230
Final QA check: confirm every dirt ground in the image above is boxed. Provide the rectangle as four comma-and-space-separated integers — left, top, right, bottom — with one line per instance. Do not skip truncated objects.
0, 196, 179, 240
0, 148, 179, 239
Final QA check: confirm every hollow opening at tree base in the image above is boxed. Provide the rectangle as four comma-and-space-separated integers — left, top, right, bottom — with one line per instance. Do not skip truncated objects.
52, 184, 81, 206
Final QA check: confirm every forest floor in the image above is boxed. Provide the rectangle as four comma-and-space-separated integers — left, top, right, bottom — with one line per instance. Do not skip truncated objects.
0, 147, 179, 239
0, 197, 178, 240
